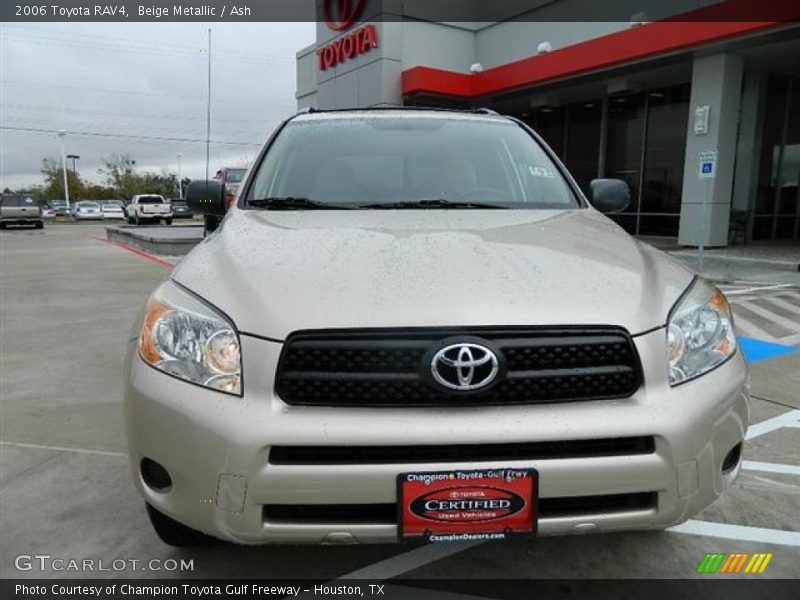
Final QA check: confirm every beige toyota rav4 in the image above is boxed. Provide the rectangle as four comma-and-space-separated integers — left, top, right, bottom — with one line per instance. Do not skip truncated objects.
124, 108, 748, 546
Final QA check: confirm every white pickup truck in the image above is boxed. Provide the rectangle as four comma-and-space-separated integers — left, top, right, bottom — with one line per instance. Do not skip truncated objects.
126, 194, 173, 225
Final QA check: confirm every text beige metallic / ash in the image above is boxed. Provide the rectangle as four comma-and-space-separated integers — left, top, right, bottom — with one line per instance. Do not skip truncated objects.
124, 109, 748, 545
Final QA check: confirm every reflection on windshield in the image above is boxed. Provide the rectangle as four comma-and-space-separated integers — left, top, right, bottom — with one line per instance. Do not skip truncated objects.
247, 116, 579, 210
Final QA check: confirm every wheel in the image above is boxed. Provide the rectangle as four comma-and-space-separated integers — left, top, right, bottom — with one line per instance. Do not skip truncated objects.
35, 221, 44, 229
135, 214, 141, 226
0, 222, 6, 230
145, 504, 216, 547
165, 218, 173, 226
127, 217, 134, 225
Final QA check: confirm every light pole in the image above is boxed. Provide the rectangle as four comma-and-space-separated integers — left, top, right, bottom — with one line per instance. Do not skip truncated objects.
58, 130, 70, 211
205, 28, 212, 183
177, 153, 183, 198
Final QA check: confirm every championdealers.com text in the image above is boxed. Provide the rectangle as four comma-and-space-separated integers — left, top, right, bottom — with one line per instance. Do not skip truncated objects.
12, 3, 252, 19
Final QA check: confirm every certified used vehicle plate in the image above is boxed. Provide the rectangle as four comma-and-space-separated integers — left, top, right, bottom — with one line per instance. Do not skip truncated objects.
397, 468, 537, 542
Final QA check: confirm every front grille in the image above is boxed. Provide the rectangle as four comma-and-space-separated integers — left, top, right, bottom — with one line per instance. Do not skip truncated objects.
276, 327, 641, 406
269, 436, 655, 465
263, 493, 657, 525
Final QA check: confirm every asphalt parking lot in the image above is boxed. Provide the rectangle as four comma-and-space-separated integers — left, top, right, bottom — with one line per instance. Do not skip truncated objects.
1, 223, 798, 584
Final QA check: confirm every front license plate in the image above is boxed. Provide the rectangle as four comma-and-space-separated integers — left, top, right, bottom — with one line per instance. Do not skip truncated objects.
397, 468, 537, 542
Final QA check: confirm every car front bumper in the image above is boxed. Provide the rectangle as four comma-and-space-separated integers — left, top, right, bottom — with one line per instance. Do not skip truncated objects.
124, 328, 749, 544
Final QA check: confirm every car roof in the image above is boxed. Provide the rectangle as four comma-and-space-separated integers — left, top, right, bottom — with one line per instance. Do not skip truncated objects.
291, 107, 509, 124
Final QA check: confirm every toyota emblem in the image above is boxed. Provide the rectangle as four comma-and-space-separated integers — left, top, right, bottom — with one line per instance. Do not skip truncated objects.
323, 0, 368, 31
431, 343, 499, 392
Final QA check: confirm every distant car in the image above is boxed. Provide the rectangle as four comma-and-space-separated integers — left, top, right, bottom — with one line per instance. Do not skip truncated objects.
40, 203, 56, 219
127, 194, 173, 225
101, 201, 126, 219
170, 200, 194, 219
51, 200, 69, 216
214, 167, 247, 209
0, 194, 43, 229
72, 201, 103, 220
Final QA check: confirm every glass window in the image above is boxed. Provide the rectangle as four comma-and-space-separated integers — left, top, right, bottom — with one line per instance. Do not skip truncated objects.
248, 115, 579, 209
565, 100, 602, 195
755, 76, 788, 220
605, 93, 646, 233
641, 85, 690, 215
533, 106, 565, 159
225, 169, 247, 183
754, 75, 800, 240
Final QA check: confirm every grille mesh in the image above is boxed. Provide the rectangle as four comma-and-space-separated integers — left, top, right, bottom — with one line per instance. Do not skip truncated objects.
276, 328, 641, 407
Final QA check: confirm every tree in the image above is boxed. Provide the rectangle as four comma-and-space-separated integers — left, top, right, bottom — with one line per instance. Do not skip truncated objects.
40, 157, 85, 200
97, 155, 182, 199
98, 154, 140, 199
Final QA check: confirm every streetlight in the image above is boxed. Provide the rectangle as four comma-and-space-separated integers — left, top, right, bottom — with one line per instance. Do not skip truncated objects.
57, 130, 70, 211
177, 153, 183, 198
67, 154, 80, 174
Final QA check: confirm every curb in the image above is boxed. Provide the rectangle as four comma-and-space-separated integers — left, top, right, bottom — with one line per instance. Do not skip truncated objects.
668, 252, 800, 273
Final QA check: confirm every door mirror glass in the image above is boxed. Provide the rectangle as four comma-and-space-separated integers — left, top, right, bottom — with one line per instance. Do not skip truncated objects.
186, 180, 226, 216
590, 179, 630, 213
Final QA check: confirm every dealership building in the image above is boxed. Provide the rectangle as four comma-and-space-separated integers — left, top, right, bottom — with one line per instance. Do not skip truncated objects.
296, 1, 800, 246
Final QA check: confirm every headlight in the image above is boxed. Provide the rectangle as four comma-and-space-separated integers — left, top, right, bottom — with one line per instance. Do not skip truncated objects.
667, 278, 736, 386
138, 280, 241, 395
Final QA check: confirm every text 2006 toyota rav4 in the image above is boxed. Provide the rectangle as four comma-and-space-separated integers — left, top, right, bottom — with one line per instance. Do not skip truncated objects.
124, 108, 747, 546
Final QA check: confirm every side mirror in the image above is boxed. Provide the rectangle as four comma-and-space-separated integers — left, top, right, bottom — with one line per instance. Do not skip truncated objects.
590, 179, 630, 213
186, 180, 226, 216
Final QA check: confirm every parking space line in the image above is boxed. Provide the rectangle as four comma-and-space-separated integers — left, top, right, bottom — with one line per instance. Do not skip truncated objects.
337, 540, 483, 580
668, 520, 800, 547
742, 461, 800, 476
92, 236, 173, 269
0, 440, 127, 458
745, 410, 800, 440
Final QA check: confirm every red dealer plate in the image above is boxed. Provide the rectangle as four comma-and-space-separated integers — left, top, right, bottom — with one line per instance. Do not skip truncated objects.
397, 468, 537, 542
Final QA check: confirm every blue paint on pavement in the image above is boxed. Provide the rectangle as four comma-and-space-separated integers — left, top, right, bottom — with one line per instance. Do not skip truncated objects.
739, 337, 797, 364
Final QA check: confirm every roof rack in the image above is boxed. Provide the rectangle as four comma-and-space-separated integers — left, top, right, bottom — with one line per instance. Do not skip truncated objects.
293, 106, 504, 117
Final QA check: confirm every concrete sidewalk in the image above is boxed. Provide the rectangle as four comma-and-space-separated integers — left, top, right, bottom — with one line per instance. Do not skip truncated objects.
638, 238, 800, 284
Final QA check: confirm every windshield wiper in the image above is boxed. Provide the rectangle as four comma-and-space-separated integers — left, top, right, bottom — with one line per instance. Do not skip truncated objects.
248, 197, 352, 210
359, 199, 506, 210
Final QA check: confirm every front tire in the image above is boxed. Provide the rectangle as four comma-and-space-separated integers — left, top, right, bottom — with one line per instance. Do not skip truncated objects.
145, 504, 216, 547
135, 214, 141, 226
35, 221, 44, 229
165, 218, 173, 226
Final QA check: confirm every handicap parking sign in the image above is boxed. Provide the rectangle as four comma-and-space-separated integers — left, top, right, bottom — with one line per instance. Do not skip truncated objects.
698, 150, 717, 179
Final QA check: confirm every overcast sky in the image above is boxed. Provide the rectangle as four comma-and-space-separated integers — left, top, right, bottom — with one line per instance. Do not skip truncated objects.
0, 22, 315, 190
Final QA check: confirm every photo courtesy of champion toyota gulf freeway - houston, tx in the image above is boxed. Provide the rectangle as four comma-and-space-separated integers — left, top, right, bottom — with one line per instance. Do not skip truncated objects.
124, 108, 746, 546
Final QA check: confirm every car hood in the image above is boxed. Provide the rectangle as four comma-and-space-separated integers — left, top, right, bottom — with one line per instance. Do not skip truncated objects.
172, 208, 694, 339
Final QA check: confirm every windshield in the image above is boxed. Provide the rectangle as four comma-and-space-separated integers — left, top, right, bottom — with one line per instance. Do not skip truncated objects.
225, 169, 246, 183
247, 115, 579, 209
81, 202, 100, 209
138, 196, 164, 204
